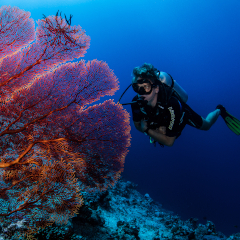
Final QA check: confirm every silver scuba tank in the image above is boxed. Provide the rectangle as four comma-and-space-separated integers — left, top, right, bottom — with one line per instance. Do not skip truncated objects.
158, 72, 188, 103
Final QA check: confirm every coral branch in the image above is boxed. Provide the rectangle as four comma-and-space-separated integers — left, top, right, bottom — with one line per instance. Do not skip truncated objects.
0, 138, 67, 168
0, 6, 35, 59
0, 12, 90, 102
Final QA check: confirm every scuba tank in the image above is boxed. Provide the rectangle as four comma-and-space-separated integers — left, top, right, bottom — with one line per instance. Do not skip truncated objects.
159, 72, 188, 103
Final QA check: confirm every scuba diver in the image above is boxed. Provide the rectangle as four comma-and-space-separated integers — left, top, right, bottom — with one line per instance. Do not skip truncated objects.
118, 63, 240, 147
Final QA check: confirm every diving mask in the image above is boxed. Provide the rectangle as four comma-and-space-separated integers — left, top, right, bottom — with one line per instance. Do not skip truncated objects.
132, 79, 153, 95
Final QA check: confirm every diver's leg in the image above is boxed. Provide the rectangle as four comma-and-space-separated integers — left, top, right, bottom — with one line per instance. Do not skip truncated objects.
184, 102, 221, 131
200, 109, 221, 130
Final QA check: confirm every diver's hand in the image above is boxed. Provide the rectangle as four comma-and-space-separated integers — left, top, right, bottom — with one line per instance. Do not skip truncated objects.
140, 121, 166, 134
133, 121, 175, 146
158, 126, 166, 135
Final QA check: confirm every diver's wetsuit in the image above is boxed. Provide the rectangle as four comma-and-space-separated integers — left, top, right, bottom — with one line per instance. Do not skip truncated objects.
131, 94, 203, 138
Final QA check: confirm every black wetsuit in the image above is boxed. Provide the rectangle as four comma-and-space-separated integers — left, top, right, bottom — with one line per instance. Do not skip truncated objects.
131, 94, 203, 138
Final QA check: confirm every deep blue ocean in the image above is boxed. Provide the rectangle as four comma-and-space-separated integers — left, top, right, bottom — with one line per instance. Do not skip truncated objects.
4, 0, 240, 236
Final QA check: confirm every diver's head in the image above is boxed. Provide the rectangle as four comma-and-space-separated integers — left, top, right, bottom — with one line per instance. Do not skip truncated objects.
132, 63, 160, 87
132, 63, 160, 105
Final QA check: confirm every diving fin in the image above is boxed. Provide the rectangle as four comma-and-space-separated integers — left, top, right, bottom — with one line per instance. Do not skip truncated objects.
216, 105, 240, 135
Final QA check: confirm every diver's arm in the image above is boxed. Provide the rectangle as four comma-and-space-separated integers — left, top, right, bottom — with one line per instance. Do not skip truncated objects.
133, 121, 176, 147
147, 128, 176, 147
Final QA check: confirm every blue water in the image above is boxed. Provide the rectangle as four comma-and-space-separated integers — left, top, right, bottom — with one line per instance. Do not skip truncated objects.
4, 0, 240, 236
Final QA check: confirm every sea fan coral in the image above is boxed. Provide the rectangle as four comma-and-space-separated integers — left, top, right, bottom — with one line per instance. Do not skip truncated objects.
0, 6, 130, 239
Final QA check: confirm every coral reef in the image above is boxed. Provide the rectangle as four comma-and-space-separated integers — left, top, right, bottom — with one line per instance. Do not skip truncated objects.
1, 179, 240, 240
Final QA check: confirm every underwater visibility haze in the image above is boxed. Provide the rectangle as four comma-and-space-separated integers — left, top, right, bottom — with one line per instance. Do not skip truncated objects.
1, 0, 240, 236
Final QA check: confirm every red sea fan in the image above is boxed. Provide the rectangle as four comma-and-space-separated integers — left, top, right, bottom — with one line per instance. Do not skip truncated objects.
37, 14, 90, 60
0, 11, 90, 103
0, 158, 83, 239
0, 59, 130, 187
0, 6, 35, 59
69, 100, 131, 190
0, 6, 131, 239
